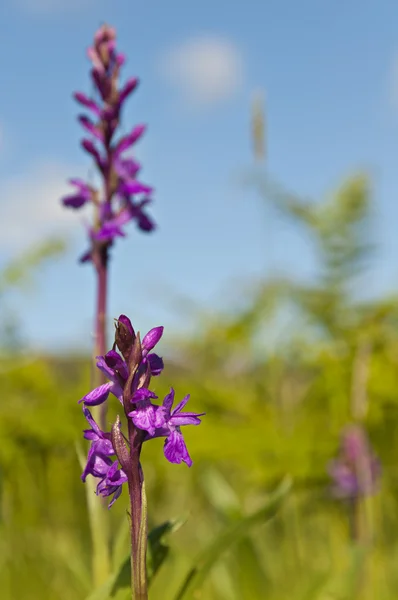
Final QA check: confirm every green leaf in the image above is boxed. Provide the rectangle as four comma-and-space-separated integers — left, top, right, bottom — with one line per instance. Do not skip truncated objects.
85, 516, 185, 600
112, 514, 131, 573
173, 476, 292, 600
75, 441, 111, 589
0, 237, 67, 294
147, 517, 186, 585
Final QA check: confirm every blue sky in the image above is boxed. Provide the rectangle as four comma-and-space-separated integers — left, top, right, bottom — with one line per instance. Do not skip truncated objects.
1, 0, 398, 351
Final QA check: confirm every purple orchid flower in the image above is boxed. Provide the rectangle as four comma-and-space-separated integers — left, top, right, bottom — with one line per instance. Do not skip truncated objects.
81, 406, 128, 507
328, 424, 381, 499
79, 312, 204, 600
82, 406, 114, 457
80, 315, 204, 482
156, 388, 204, 467
128, 388, 159, 436
61, 23, 156, 263
129, 387, 204, 467
62, 179, 94, 208
96, 461, 128, 508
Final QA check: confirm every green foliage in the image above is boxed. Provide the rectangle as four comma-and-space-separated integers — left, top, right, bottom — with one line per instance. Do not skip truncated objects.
2, 176, 398, 598
0, 237, 68, 349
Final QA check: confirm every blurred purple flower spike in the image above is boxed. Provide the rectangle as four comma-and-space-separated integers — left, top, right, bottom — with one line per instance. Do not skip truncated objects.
328, 424, 381, 500
61, 23, 156, 263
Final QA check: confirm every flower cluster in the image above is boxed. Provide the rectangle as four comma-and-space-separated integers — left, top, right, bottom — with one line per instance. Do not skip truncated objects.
62, 24, 155, 263
80, 314, 204, 507
328, 424, 381, 500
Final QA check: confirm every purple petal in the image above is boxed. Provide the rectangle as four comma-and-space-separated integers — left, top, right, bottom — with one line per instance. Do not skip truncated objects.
91, 68, 111, 100
118, 180, 153, 196
94, 224, 125, 242
147, 353, 164, 376
104, 461, 119, 480
109, 380, 124, 403
172, 394, 190, 415
142, 327, 163, 352
119, 77, 139, 105
62, 193, 89, 208
114, 157, 141, 180
81, 139, 104, 168
114, 125, 146, 156
104, 350, 128, 378
96, 356, 116, 380
128, 404, 157, 436
69, 178, 90, 190
108, 485, 123, 508
170, 413, 204, 427
78, 115, 104, 141
79, 382, 111, 406
153, 406, 169, 429
62, 179, 92, 208
164, 430, 192, 467
80, 249, 92, 263
82, 453, 112, 482
93, 209, 134, 242
93, 438, 115, 456
116, 53, 126, 67
82, 406, 102, 434
74, 92, 101, 116
83, 430, 98, 441
132, 388, 158, 402
137, 212, 155, 232
107, 465, 128, 486
162, 388, 175, 412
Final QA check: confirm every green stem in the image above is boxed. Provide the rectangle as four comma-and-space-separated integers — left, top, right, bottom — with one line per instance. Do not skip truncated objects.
87, 246, 111, 587
128, 421, 148, 600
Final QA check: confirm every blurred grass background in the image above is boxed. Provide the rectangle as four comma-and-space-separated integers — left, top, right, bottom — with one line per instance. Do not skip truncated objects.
1, 173, 398, 600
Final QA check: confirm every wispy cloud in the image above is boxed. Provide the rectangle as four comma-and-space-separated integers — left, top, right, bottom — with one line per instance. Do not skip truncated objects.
159, 35, 244, 108
0, 161, 90, 251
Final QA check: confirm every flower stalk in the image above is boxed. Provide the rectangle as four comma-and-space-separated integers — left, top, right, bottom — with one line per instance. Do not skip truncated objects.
328, 423, 381, 545
61, 24, 157, 589
79, 315, 204, 599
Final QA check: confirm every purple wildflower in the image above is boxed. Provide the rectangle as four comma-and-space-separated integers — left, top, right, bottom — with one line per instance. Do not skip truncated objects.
62, 179, 94, 208
328, 424, 381, 499
80, 314, 205, 509
82, 405, 114, 457
128, 388, 159, 436
96, 461, 128, 508
61, 24, 156, 263
129, 388, 205, 467
81, 406, 128, 507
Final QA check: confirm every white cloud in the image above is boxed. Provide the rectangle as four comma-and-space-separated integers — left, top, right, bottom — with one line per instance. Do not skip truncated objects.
159, 35, 244, 107
0, 162, 91, 252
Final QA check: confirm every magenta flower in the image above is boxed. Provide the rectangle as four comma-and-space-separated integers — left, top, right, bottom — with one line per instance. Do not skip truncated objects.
156, 388, 204, 467
328, 424, 381, 499
82, 406, 114, 457
133, 388, 205, 467
96, 461, 128, 508
63, 179, 94, 208
61, 24, 156, 263
80, 315, 205, 510
81, 406, 128, 507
